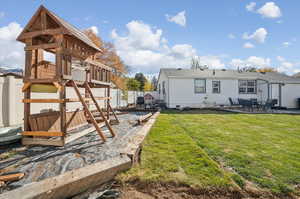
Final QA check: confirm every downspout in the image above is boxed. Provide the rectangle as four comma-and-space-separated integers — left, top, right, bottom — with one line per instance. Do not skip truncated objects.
267, 82, 270, 101
279, 84, 282, 107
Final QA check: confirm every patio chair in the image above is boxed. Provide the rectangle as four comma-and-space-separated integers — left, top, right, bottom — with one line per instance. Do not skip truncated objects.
262, 99, 274, 112
250, 98, 259, 109
238, 98, 253, 112
271, 99, 278, 108
229, 97, 239, 106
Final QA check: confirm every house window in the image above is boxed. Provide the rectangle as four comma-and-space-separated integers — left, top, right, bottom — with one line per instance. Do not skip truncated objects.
239, 80, 257, 94
162, 81, 166, 94
212, 81, 220, 93
194, 79, 206, 93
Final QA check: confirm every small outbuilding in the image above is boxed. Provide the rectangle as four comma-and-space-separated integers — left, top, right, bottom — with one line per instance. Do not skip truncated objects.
144, 93, 154, 105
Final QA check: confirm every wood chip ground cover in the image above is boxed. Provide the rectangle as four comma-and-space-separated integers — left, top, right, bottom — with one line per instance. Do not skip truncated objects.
119, 109, 300, 198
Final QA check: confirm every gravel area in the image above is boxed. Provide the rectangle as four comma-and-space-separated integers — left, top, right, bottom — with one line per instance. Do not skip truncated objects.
0, 112, 149, 193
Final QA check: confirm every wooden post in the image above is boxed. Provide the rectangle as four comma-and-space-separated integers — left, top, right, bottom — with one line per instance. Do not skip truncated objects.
85, 83, 90, 114
24, 89, 31, 131
34, 49, 43, 78
55, 35, 63, 79
24, 50, 32, 79
56, 36, 65, 141
60, 84, 66, 140
41, 10, 47, 30
24, 39, 33, 131
107, 86, 110, 120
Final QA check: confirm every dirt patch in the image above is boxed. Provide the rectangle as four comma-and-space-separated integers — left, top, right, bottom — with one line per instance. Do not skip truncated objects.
119, 180, 296, 199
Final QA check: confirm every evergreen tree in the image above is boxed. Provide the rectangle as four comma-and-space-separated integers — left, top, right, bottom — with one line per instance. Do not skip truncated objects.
134, 73, 147, 91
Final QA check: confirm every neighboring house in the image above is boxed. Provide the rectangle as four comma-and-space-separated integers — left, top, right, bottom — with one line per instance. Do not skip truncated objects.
293, 72, 300, 78
157, 68, 300, 109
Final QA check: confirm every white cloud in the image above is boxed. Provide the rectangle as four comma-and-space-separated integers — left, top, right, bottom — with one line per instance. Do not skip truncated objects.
282, 42, 291, 48
228, 33, 235, 39
88, 26, 99, 35
230, 56, 271, 68
0, 22, 24, 68
243, 28, 268, 43
246, 2, 256, 12
277, 62, 295, 74
111, 20, 224, 74
171, 44, 196, 58
111, 21, 162, 51
257, 2, 282, 18
275, 56, 299, 74
247, 56, 271, 66
277, 56, 285, 62
0, 12, 4, 18
166, 11, 186, 27
197, 55, 225, 69
243, 42, 255, 48
0, 22, 22, 40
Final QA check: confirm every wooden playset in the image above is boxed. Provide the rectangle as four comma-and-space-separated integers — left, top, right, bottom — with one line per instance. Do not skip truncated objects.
17, 6, 119, 146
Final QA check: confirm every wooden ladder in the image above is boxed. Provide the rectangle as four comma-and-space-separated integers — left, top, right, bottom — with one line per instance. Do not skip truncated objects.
108, 103, 120, 124
70, 80, 116, 142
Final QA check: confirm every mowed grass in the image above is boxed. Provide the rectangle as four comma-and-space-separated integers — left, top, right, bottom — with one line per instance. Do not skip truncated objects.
121, 111, 234, 189
121, 110, 300, 195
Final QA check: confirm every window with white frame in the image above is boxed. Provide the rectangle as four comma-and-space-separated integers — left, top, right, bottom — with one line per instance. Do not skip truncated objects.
238, 80, 257, 94
162, 81, 166, 94
194, 79, 206, 93
212, 81, 220, 93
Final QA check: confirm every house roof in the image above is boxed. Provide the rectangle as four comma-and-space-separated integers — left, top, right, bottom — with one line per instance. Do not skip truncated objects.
0, 72, 23, 78
17, 5, 101, 52
293, 72, 300, 77
160, 68, 300, 84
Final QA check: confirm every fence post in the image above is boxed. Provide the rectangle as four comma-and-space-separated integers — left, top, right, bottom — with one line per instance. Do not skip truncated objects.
7, 76, 17, 126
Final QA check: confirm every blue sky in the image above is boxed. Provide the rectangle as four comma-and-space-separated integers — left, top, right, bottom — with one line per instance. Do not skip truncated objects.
0, 0, 299, 75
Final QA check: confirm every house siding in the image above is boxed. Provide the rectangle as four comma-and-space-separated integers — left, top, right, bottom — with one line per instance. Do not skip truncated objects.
281, 84, 300, 108
157, 71, 169, 106
157, 69, 300, 109
257, 80, 269, 102
167, 78, 266, 108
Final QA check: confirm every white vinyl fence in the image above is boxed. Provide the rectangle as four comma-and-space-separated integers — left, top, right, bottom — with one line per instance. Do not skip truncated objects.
0, 75, 144, 127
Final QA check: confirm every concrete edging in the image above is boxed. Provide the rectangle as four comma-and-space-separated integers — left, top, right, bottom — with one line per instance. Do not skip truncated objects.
0, 111, 160, 199
0, 156, 131, 199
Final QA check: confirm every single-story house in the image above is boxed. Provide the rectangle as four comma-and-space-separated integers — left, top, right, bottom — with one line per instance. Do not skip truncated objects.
157, 68, 300, 109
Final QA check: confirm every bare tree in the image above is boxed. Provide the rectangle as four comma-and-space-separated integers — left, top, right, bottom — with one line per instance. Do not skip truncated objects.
191, 57, 208, 70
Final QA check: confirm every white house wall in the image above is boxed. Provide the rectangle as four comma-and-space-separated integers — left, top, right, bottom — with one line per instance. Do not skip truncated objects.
281, 84, 300, 108
168, 78, 259, 108
157, 72, 169, 104
270, 84, 280, 103
257, 80, 269, 102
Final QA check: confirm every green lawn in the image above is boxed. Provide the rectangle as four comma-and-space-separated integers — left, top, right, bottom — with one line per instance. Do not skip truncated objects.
121, 110, 300, 196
